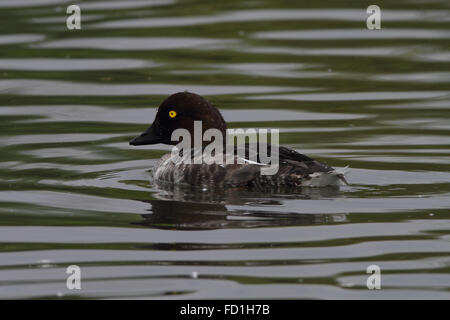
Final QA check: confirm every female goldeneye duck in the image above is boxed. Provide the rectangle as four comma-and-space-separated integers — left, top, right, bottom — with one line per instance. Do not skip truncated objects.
130, 92, 348, 188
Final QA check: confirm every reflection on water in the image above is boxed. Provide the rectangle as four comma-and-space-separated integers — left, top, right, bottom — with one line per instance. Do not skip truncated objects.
246, 91, 448, 101
34, 37, 238, 50
0, 79, 299, 96
0, 34, 44, 44
253, 29, 450, 40
138, 184, 343, 230
0, 0, 449, 299
0, 58, 156, 71
93, 9, 448, 29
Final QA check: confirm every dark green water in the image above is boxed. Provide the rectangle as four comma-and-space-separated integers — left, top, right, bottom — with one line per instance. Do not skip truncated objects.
0, 0, 449, 299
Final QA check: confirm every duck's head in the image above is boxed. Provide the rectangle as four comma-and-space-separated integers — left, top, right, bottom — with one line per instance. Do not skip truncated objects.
129, 92, 227, 146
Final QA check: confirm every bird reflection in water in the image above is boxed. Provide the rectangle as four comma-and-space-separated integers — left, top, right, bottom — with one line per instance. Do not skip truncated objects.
134, 182, 346, 230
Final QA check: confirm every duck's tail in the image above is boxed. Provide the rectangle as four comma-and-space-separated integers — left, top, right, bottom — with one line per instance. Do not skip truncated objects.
333, 165, 350, 186
300, 166, 350, 187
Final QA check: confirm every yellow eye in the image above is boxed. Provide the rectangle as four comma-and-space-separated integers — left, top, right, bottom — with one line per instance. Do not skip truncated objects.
169, 110, 177, 118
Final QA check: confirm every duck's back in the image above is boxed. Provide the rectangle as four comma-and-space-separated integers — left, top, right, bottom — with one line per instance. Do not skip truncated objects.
153, 144, 347, 188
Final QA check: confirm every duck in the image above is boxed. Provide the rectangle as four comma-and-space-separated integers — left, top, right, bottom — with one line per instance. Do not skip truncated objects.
130, 91, 348, 188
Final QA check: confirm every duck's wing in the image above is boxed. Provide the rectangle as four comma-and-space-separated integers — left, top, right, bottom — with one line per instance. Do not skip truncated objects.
277, 145, 314, 163
234, 143, 310, 162
240, 143, 351, 185
277, 148, 350, 186
235, 143, 330, 171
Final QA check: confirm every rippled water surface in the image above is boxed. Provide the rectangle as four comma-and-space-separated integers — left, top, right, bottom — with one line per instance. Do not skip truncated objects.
0, 0, 449, 299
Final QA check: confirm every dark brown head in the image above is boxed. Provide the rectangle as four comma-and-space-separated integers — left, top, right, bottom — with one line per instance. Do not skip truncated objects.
130, 92, 227, 146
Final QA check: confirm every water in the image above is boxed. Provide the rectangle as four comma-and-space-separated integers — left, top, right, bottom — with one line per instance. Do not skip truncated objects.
0, 0, 449, 299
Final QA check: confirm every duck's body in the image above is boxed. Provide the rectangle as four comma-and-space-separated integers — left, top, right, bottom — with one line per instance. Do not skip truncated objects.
153, 145, 347, 188
130, 92, 348, 189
